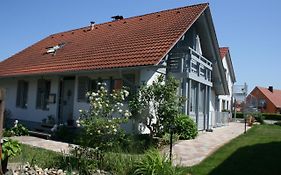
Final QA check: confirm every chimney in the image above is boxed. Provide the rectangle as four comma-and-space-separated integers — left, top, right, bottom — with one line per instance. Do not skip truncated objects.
268, 86, 273, 92
90, 21, 95, 31
111, 15, 124, 21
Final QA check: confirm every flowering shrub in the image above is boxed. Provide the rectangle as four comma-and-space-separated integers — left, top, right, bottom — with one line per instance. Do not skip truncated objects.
130, 75, 184, 137
3, 120, 29, 137
78, 83, 131, 152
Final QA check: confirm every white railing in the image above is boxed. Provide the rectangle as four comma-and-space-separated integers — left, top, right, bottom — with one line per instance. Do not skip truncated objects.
189, 47, 212, 81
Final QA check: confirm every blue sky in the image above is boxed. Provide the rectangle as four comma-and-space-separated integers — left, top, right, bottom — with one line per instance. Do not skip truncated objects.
1, 0, 280, 92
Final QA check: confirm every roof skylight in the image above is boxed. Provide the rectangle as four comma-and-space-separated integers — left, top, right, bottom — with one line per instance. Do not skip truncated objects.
45, 42, 65, 55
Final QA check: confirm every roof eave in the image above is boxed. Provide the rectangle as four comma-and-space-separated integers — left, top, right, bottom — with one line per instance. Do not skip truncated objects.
205, 8, 229, 95
0, 64, 165, 79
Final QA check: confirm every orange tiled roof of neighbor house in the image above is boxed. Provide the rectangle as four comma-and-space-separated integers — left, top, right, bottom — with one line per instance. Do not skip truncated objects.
219, 47, 229, 59
256, 86, 281, 108
0, 3, 208, 77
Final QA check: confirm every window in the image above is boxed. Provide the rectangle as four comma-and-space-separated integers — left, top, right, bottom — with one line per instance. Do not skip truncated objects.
36, 79, 51, 110
190, 82, 197, 112
199, 84, 205, 112
195, 35, 202, 55
77, 77, 91, 102
226, 101, 229, 110
222, 100, 226, 111
16, 80, 29, 108
77, 75, 136, 102
123, 74, 136, 99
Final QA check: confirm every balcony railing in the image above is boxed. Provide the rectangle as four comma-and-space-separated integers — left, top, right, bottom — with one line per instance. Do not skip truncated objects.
188, 47, 212, 82
167, 47, 213, 83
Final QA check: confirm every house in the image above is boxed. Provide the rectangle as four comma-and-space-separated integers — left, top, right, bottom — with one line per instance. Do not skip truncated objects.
218, 47, 236, 112
247, 86, 281, 114
0, 3, 229, 132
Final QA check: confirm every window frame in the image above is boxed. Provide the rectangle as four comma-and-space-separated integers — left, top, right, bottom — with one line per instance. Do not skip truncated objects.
36, 79, 51, 110
16, 80, 29, 109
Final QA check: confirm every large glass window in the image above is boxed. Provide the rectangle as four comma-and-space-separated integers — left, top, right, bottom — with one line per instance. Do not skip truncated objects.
199, 84, 205, 112
16, 80, 29, 108
190, 82, 197, 112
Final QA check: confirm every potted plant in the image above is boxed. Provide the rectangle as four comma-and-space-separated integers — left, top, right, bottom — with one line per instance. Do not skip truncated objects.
1, 138, 21, 173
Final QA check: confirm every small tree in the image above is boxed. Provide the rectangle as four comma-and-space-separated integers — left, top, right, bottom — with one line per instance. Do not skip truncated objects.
78, 83, 131, 152
130, 75, 184, 137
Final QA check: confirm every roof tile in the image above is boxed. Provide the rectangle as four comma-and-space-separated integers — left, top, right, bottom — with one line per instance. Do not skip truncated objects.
256, 87, 281, 108
0, 3, 208, 77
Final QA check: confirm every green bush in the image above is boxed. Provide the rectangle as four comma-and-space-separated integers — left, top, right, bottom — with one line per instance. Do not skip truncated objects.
133, 149, 181, 175
103, 152, 141, 175
234, 112, 281, 121
253, 113, 265, 124
3, 122, 29, 137
117, 134, 159, 153
52, 125, 81, 144
161, 133, 179, 146
2, 138, 22, 160
262, 113, 281, 120
174, 114, 198, 140
233, 112, 244, 118
274, 121, 281, 126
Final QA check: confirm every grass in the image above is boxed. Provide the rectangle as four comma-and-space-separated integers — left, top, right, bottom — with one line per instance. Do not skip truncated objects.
179, 124, 281, 175
9, 144, 62, 168
10, 125, 281, 175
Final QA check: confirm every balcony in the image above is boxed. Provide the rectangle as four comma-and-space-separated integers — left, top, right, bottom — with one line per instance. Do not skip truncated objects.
167, 47, 213, 85
188, 47, 212, 82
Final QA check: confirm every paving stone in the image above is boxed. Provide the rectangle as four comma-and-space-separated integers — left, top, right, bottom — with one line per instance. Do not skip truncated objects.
163, 122, 249, 166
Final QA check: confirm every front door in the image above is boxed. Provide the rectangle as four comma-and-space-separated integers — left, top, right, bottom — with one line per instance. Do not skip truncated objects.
59, 77, 75, 124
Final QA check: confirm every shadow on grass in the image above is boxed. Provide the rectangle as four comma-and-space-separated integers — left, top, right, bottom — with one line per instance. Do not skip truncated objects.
209, 141, 281, 175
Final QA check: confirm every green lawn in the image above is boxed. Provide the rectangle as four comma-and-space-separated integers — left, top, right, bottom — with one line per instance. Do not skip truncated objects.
180, 124, 281, 175
10, 125, 281, 175
10, 144, 62, 168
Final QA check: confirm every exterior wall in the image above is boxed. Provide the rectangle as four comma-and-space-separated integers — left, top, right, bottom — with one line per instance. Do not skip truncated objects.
0, 76, 59, 123
218, 57, 234, 112
73, 70, 140, 120
209, 88, 218, 128
0, 68, 163, 133
138, 68, 166, 134
250, 89, 277, 113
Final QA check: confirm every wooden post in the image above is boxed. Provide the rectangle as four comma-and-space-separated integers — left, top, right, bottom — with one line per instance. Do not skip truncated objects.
0, 88, 5, 174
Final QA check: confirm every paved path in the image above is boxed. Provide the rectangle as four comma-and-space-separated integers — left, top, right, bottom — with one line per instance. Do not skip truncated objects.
13, 122, 248, 167
163, 121, 248, 167
12, 136, 72, 154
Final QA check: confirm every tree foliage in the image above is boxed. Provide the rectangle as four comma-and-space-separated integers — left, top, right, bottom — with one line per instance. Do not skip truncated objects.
130, 75, 184, 137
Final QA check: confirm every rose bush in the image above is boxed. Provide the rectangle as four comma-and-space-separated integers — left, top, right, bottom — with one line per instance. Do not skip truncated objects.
78, 83, 131, 152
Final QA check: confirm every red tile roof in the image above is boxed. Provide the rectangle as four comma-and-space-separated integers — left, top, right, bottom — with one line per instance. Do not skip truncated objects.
0, 3, 208, 77
219, 47, 229, 59
257, 87, 281, 108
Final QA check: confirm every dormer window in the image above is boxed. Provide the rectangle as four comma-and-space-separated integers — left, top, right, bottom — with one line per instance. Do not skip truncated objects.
45, 42, 65, 55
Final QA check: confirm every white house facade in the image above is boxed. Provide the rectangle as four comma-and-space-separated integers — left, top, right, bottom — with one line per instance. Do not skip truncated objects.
0, 3, 231, 132
218, 48, 236, 112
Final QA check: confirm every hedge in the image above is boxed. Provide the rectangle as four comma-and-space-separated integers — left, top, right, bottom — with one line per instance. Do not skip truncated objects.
262, 113, 281, 120
233, 112, 281, 121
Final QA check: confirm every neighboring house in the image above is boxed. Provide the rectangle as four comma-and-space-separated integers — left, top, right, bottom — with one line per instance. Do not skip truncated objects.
248, 86, 281, 114
0, 3, 229, 132
218, 47, 236, 112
